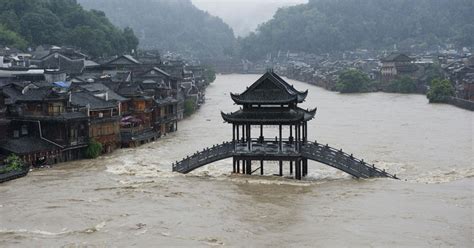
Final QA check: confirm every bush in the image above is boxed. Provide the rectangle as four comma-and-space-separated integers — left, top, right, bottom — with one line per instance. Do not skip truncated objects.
1, 154, 23, 173
335, 69, 371, 93
84, 139, 103, 159
427, 78, 455, 103
184, 99, 197, 117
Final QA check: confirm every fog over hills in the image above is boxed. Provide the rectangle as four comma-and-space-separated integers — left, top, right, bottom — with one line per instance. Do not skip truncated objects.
78, 0, 236, 58
192, 0, 308, 37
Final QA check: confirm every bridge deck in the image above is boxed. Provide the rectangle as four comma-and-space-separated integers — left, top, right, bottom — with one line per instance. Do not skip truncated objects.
172, 141, 398, 179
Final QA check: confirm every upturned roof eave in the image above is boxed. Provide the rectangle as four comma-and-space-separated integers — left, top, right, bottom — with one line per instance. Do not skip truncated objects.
230, 93, 298, 105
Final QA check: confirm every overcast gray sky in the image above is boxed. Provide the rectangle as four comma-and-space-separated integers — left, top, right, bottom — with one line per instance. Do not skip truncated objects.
192, 0, 308, 37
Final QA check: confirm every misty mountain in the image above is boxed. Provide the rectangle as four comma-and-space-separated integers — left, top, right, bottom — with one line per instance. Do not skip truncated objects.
78, 0, 237, 58
240, 0, 474, 60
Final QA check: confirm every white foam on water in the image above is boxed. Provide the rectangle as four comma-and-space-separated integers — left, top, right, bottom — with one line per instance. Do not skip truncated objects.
0, 221, 107, 237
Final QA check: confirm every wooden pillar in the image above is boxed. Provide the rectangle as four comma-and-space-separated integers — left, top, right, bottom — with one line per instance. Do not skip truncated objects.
236, 124, 240, 142
295, 159, 302, 180
246, 160, 252, 175
260, 124, 263, 139
232, 157, 236, 173
247, 124, 251, 150
241, 125, 245, 142
290, 161, 293, 175
279, 160, 283, 176
305, 122, 308, 142
289, 124, 293, 143
232, 124, 235, 143
303, 158, 308, 177
302, 123, 305, 142
297, 124, 300, 151
260, 160, 264, 175
279, 124, 282, 152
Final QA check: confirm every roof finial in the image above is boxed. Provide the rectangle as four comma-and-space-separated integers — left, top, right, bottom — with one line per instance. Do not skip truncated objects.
266, 67, 274, 73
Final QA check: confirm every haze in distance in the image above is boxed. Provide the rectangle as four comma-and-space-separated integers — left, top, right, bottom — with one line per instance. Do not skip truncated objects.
192, 0, 308, 37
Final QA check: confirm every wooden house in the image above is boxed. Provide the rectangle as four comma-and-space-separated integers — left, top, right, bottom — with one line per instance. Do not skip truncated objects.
1, 85, 88, 166
70, 91, 121, 153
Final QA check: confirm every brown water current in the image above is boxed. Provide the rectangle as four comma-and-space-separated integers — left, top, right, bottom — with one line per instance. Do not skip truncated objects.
0, 74, 473, 247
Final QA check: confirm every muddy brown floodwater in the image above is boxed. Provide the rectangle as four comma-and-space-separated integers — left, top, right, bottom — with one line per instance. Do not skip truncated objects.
1, 74, 472, 247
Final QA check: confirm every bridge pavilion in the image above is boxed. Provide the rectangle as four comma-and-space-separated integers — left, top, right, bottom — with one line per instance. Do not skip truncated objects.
222, 71, 316, 179
173, 71, 398, 180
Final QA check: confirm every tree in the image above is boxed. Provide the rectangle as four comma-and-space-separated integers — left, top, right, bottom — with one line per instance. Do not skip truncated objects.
0, 24, 27, 49
0, 0, 139, 57
203, 66, 216, 84
427, 78, 455, 103
184, 99, 197, 117
123, 27, 139, 53
238, 0, 474, 60
335, 69, 371, 93
388, 76, 417, 93
85, 139, 103, 159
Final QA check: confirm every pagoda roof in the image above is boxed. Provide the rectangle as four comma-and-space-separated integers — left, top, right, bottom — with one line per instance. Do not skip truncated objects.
231, 71, 308, 105
221, 107, 317, 124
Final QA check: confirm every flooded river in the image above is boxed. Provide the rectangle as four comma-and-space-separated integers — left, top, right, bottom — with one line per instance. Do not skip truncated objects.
1, 74, 472, 247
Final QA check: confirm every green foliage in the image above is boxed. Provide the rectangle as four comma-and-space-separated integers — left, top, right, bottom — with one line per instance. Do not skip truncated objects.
203, 66, 216, 84
84, 139, 103, 159
335, 69, 371, 93
388, 76, 417, 93
184, 99, 196, 117
0, 154, 24, 173
78, 0, 236, 58
0, 0, 139, 57
239, 0, 474, 59
427, 78, 455, 103
0, 24, 27, 49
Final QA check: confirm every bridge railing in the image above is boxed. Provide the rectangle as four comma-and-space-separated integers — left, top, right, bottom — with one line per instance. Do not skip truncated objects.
172, 141, 235, 173
302, 141, 398, 179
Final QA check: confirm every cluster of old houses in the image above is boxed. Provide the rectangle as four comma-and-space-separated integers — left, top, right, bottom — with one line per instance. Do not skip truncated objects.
272, 51, 474, 101
0, 46, 210, 167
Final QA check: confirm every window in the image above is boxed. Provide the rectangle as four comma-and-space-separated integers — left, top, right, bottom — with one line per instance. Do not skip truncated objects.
48, 103, 64, 115
21, 125, 28, 135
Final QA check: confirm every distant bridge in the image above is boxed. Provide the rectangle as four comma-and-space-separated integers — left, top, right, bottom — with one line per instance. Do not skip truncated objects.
172, 141, 398, 179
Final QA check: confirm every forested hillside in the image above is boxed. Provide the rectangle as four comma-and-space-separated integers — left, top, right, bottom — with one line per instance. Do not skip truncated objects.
78, 0, 237, 58
240, 0, 474, 60
0, 0, 139, 57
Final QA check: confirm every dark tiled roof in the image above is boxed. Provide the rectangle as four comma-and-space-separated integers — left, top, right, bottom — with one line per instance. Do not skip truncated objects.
0, 136, 60, 155
1, 84, 22, 103
222, 107, 316, 124
57, 112, 88, 120
116, 83, 145, 97
16, 112, 88, 122
155, 97, 178, 106
71, 92, 117, 110
78, 83, 128, 102
231, 72, 308, 104
381, 53, 413, 62
16, 88, 68, 102
30, 53, 85, 74
106, 55, 141, 65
